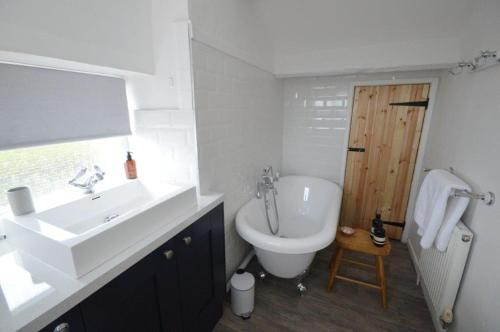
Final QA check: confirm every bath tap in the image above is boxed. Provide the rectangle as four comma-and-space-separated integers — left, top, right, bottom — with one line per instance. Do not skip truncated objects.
258, 166, 278, 197
256, 165, 280, 235
263, 166, 279, 184
69, 165, 105, 194
262, 175, 274, 186
263, 165, 278, 181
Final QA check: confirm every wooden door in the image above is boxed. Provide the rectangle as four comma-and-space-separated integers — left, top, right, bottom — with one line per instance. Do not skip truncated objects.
340, 84, 430, 239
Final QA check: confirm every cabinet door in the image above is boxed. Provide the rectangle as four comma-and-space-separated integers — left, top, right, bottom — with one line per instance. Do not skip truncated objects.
80, 252, 164, 332
156, 239, 183, 332
176, 204, 225, 332
40, 306, 86, 332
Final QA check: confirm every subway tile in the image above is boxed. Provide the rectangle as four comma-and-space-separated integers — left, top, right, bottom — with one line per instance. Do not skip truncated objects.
216, 76, 233, 93
170, 110, 195, 128
157, 129, 187, 146
135, 109, 171, 128
194, 90, 209, 110
282, 77, 350, 183
194, 70, 216, 92
192, 41, 282, 277
206, 50, 225, 74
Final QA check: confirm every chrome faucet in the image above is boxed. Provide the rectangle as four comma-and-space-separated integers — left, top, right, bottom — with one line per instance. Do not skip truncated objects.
256, 165, 281, 235
257, 166, 279, 198
69, 165, 105, 194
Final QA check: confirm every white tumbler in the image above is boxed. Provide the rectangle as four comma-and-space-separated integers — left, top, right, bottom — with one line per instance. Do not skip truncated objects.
7, 186, 35, 216
230, 269, 255, 319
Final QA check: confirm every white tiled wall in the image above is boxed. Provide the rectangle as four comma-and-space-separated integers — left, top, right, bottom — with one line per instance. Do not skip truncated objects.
282, 71, 442, 185
130, 21, 198, 186
282, 77, 350, 184
192, 41, 283, 277
132, 109, 197, 184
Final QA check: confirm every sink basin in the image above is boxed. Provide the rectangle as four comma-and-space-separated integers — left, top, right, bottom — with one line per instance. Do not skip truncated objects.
2, 180, 197, 278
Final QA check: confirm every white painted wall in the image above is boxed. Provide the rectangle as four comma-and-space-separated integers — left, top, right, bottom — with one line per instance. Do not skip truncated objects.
459, 0, 500, 60
0, 0, 154, 74
253, 0, 470, 76
275, 39, 460, 77
282, 71, 441, 184
408, 65, 500, 332
407, 1, 500, 330
192, 41, 283, 277
188, 0, 274, 72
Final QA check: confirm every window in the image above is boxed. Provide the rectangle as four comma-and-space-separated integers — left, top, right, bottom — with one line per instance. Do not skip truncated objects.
0, 137, 128, 215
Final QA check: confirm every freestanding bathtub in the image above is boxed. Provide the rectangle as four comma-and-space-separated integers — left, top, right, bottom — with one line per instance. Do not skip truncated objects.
236, 175, 341, 280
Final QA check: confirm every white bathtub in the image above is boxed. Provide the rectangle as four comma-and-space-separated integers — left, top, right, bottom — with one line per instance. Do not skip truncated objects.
236, 175, 341, 279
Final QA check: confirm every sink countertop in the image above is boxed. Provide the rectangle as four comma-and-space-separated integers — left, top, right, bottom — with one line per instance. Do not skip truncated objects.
0, 192, 224, 332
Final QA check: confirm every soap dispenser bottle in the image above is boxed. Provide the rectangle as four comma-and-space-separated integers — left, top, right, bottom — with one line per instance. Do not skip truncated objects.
124, 151, 137, 179
370, 213, 386, 247
370, 213, 383, 239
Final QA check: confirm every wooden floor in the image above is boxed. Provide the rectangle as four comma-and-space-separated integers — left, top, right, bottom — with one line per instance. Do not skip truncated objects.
214, 241, 433, 332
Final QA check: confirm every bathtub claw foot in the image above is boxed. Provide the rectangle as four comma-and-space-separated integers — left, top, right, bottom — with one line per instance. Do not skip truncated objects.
296, 282, 307, 295
258, 270, 267, 280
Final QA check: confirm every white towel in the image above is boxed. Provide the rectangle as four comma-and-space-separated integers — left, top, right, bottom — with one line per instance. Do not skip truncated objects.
414, 169, 470, 251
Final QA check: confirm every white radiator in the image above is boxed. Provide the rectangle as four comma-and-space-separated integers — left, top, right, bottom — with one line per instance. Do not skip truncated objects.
412, 222, 473, 332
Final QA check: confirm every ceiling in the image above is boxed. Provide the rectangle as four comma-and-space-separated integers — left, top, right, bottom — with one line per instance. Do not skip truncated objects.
253, 0, 472, 57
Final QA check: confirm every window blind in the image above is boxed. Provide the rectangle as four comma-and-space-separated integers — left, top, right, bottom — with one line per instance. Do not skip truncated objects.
0, 63, 131, 150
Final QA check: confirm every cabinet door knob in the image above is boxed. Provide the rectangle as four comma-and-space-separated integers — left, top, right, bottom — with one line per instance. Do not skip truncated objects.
54, 322, 70, 332
164, 250, 174, 260
183, 236, 192, 245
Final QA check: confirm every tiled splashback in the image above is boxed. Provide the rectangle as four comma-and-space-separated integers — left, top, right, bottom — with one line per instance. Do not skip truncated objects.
282, 77, 350, 184
192, 41, 283, 277
132, 109, 197, 184
130, 22, 198, 186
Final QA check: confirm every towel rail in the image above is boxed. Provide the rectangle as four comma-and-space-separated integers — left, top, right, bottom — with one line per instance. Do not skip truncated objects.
423, 167, 495, 205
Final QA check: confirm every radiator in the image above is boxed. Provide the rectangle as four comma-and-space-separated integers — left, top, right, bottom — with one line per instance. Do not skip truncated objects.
412, 222, 473, 331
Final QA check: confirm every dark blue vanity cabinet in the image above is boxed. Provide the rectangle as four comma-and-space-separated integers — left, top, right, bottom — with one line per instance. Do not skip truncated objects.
41, 204, 225, 332
39, 307, 86, 332
176, 204, 226, 332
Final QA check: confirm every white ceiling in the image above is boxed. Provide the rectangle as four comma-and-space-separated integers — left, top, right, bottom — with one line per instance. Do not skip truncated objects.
254, 0, 472, 56
189, 0, 493, 76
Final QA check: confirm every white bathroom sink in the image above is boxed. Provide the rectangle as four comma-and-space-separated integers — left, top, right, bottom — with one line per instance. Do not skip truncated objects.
2, 180, 197, 278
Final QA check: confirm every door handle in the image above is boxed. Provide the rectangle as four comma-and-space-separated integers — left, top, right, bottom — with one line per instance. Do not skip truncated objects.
183, 236, 192, 246
54, 323, 70, 332
164, 250, 174, 260
348, 147, 366, 152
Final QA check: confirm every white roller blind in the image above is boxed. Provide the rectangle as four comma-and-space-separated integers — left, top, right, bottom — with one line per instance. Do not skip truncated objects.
0, 63, 131, 150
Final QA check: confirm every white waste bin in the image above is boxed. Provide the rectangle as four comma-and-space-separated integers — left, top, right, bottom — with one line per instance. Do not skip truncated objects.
230, 269, 255, 319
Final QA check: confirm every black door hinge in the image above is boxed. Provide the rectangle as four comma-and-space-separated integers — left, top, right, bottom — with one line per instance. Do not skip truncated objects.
348, 147, 366, 152
382, 220, 406, 228
389, 98, 429, 110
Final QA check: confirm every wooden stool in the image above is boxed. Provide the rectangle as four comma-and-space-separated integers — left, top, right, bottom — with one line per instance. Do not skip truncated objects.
326, 229, 391, 309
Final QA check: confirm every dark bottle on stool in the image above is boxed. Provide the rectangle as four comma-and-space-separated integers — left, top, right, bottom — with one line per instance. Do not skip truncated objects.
370, 213, 387, 247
